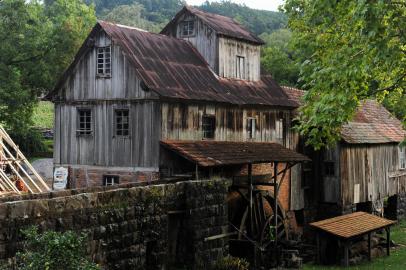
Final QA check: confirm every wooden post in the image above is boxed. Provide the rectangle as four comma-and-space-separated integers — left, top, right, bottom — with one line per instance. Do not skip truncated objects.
368, 232, 371, 261
248, 163, 253, 234
195, 164, 199, 180
316, 232, 320, 264
274, 162, 279, 265
343, 240, 350, 267
386, 227, 390, 256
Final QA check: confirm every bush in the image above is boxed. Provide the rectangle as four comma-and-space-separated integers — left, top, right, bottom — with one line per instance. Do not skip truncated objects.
212, 256, 250, 270
16, 227, 100, 270
8, 128, 47, 156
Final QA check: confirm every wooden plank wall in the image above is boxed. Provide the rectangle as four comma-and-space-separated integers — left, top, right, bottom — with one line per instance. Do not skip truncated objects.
54, 101, 160, 169
322, 146, 341, 203
340, 143, 406, 206
160, 102, 291, 147
174, 14, 218, 73
218, 37, 261, 81
59, 31, 157, 101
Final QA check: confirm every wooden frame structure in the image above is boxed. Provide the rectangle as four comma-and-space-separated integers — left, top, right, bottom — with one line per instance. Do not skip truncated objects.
310, 212, 396, 267
0, 126, 50, 194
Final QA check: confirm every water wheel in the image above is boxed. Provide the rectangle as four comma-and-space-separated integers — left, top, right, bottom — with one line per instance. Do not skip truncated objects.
228, 189, 288, 246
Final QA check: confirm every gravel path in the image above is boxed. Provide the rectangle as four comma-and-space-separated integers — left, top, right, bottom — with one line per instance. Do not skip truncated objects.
31, 158, 54, 181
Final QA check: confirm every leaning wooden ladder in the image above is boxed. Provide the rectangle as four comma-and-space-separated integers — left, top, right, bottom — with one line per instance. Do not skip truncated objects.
0, 126, 50, 194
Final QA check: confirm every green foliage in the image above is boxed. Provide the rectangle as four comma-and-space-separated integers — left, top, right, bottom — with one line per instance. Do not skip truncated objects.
260, 29, 300, 86
9, 128, 47, 156
284, 0, 406, 149
199, 1, 287, 36
32, 101, 54, 129
16, 227, 100, 270
101, 4, 160, 32
212, 256, 249, 270
0, 0, 95, 141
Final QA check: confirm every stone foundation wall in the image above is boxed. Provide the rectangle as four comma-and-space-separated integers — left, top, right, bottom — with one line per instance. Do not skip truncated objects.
397, 192, 406, 220
66, 166, 160, 188
0, 179, 230, 269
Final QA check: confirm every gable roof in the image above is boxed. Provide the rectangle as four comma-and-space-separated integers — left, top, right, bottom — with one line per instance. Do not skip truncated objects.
48, 21, 296, 108
161, 6, 265, 45
282, 87, 405, 144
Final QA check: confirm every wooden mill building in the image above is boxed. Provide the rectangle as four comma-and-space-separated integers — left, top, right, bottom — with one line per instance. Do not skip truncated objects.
283, 87, 406, 223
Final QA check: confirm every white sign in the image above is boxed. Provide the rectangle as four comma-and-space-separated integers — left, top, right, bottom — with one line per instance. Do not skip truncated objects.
53, 167, 68, 190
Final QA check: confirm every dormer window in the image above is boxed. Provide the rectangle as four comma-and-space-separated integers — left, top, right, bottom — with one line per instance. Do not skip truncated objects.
97, 46, 111, 76
180, 21, 195, 37
236, 56, 245, 79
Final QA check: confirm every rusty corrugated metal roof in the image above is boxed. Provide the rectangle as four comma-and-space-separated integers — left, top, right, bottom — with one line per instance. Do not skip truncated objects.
160, 140, 310, 167
310, 212, 396, 239
94, 21, 296, 107
161, 6, 265, 45
282, 88, 405, 144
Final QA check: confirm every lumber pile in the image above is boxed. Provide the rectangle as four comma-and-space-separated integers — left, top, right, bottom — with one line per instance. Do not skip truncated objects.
0, 126, 50, 194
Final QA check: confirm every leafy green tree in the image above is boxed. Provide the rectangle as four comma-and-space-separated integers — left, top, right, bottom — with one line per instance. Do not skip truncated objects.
0, 0, 95, 151
16, 227, 99, 270
260, 29, 299, 86
284, 0, 406, 149
101, 4, 160, 32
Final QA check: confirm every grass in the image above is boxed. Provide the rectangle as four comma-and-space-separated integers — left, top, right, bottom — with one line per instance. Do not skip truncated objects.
304, 220, 406, 270
32, 101, 54, 129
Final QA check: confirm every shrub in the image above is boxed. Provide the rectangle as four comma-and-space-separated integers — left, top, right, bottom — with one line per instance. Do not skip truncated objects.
8, 128, 47, 156
16, 227, 100, 270
212, 256, 250, 270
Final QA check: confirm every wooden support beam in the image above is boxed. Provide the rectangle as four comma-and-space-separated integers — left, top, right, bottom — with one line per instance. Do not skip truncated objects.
274, 161, 279, 266
343, 240, 350, 267
368, 232, 371, 261
316, 232, 320, 264
386, 227, 390, 256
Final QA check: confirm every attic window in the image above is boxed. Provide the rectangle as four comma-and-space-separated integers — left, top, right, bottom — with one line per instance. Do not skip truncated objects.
97, 46, 111, 76
400, 146, 406, 169
180, 21, 195, 37
236, 56, 245, 79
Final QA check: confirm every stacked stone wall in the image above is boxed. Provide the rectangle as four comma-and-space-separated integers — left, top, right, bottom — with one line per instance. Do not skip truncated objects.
0, 179, 230, 269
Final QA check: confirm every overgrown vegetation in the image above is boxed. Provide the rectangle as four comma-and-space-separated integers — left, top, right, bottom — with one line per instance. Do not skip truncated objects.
212, 256, 249, 270
32, 101, 54, 129
15, 227, 100, 270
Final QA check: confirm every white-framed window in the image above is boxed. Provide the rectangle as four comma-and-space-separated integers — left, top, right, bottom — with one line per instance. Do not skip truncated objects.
77, 109, 92, 136
247, 118, 256, 139
115, 109, 130, 136
275, 118, 284, 141
97, 46, 111, 76
400, 146, 406, 169
103, 175, 119, 186
236, 56, 245, 79
180, 21, 195, 37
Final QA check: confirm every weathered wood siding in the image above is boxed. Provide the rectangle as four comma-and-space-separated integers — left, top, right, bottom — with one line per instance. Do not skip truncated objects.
160, 102, 291, 147
218, 37, 261, 81
173, 14, 218, 72
322, 146, 341, 203
340, 144, 406, 206
58, 31, 157, 101
54, 101, 160, 169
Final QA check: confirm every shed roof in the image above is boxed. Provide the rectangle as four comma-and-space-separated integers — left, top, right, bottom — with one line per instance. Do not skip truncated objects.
282, 87, 405, 144
161, 6, 265, 45
160, 140, 310, 167
310, 212, 396, 239
49, 21, 297, 108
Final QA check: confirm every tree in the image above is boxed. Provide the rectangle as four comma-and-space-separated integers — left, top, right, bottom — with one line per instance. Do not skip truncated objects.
101, 4, 160, 32
0, 0, 95, 149
260, 29, 300, 86
284, 0, 406, 149
16, 227, 99, 270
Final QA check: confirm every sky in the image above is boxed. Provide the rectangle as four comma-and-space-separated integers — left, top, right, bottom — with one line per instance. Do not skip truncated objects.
185, 0, 285, 11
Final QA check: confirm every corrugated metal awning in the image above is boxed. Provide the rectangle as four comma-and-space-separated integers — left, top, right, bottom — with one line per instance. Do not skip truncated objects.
310, 212, 396, 239
160, 140, 310, 167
